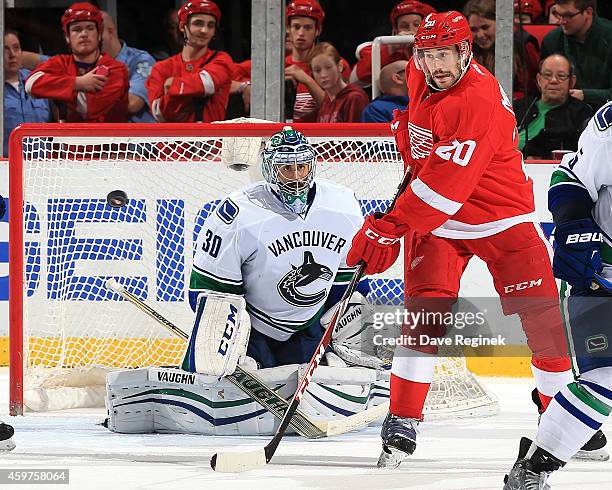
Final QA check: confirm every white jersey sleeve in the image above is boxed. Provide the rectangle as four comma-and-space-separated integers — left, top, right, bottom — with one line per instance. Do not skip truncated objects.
190, 196, 248, 296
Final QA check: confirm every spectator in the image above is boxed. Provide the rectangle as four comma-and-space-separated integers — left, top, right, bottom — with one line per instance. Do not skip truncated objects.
514, 0, 544, 24
24, 2, 129, 123
514, 53, 593, 159
100, 11, 156, 123
349, 1, 436, 89
541, 0, 612, 110
151, 8, 182, 61
284, 0, 351, 122
545, 0, 559, 23
361, 60, 409, 123
310, 42, 369, 123
465, 0, 540, 100
146, 0, 233, 123
3, 29, 51, 157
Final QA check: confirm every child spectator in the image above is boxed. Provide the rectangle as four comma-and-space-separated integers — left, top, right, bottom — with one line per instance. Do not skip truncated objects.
310, 42, 369, 123
514, 53, 593, 159
465, 0, 540, 100
350, 1, 436, 89
361, 60, 409, 123
25, 2, 129, 123
146, 0, 232, 123
3, 29, 51, 157
100, 11, 156, 123
541, 0, 612, 110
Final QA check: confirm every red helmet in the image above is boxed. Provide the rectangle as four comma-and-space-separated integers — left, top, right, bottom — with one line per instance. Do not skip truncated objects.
178, 1, 222, 31
61, 2, 103, 35
390, 1, 437, 29
286, 0, 325, 29
414, 11, 473, 90
514, 0, 543, 21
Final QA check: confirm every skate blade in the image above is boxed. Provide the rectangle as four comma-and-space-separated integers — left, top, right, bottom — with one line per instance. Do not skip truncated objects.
0, 438, 15, 453
572, 447, 610, 461
377, 447, 406, 469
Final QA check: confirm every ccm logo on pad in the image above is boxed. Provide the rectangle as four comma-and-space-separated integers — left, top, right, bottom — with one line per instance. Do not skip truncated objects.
504, 278, 543, 293
566, 232, 603, 244
365, 228, 400, 245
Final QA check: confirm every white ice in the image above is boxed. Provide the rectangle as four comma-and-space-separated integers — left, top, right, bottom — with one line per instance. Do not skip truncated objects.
1, 370, 610, 490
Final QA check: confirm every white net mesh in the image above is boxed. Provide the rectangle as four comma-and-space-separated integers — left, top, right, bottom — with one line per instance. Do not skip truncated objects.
13, 125, 496, 416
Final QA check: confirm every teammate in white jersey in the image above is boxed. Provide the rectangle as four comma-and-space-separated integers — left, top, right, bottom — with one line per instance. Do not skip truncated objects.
504, 102, 612, 488
185, 126, 370, 370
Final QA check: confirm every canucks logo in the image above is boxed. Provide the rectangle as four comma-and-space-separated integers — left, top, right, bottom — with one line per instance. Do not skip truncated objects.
277, 251, 333, 307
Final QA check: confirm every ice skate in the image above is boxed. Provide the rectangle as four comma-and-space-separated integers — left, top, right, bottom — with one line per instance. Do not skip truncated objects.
377, 412, 419, 469
0, 422, 15, 452
503, 437, 564, 490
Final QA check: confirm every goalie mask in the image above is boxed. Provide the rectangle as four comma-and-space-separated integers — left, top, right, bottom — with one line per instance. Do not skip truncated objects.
262, 126, 316, 214
413, 11, 473, 91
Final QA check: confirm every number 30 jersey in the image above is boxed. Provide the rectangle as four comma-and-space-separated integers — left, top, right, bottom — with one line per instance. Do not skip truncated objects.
384, 59, 536, 239
190, 180, 363, 341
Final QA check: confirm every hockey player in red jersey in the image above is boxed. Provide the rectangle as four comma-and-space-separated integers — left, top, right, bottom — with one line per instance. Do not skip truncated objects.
146, 0, 232, 123
346, 10, 595, 468
349, 0, 436, 89
25, 2, 128, 123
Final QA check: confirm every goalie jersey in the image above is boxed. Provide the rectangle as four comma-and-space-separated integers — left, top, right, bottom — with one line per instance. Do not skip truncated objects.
549, 101, 612, 278
190, 179, 363, 341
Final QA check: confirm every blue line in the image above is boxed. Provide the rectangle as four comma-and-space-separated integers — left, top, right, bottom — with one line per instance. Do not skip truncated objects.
113, 397, 268, 426
580, 380, 612, 404
307, 391, 356, 417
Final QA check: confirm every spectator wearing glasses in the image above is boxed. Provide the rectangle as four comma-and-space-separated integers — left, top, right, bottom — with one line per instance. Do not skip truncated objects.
541, 0, 612, 110
361, 60, 409, 123
514, 54, 593, 159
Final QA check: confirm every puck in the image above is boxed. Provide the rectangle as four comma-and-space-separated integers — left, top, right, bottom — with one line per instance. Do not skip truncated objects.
107, 190, 128, 208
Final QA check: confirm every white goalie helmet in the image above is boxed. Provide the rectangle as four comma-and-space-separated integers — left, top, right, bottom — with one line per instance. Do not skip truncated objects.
261, 126, 317, 214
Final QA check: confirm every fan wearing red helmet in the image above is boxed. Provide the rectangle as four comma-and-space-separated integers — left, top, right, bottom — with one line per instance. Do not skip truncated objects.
146, 0, 232, 122
514, 0, 544, 24
349, 1, 436, 89
284, 0, 351, 122
347, 11, 575, 468
24, 2, 128, 122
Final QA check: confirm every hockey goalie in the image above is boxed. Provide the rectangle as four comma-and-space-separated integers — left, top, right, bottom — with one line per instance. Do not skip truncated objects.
106, 127, 389, 436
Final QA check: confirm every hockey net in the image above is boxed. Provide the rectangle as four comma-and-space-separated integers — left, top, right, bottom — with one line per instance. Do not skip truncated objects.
9, 122, 498, 417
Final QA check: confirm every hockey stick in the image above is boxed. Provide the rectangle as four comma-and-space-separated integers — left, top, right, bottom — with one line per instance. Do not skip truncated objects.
591, 273, 612, 294
105, 279, 387, 439
211, 167, 413, 473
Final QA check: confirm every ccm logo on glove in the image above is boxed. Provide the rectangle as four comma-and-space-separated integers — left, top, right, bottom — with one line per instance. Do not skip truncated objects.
565, 232, 603, 244
364, 228, 400, 245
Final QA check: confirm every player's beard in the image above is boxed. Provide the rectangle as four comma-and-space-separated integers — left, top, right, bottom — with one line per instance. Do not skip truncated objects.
431, 69, 458, 89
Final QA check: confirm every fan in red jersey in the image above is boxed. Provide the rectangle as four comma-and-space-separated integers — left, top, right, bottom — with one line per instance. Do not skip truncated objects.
146, 0, 233, 122
24, 2, 129, 122
347, 10, 605, 467
349, 0, 437, 89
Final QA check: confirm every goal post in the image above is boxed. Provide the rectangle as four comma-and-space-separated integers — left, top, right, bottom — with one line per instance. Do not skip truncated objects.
8, 122, 497, 417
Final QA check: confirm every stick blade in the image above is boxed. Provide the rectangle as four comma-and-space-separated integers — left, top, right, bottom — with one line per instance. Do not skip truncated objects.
211, 448, 267, 472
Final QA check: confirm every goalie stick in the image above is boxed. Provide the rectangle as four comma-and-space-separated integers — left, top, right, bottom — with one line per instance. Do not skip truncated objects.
105, 279, 388, 440
211, 166, 413, 473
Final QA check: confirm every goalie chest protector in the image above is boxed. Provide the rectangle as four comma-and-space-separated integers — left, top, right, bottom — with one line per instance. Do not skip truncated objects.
191, 179, 363, 341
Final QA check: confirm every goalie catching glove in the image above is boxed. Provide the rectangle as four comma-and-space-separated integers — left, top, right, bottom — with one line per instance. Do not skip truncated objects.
321, 291, 385, 370
182, 291, 251, 378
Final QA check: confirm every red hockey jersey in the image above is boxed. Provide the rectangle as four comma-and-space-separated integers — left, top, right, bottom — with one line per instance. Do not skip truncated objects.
382, 60, 536, 239
317, 83, 369, 123
25, 53, 128, 123
146, 49, 233, 123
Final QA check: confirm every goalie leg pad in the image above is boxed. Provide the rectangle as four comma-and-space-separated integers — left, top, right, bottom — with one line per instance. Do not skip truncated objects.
182, 291, 251, 377
297, 365, 377, 422
106, 366, 299, 435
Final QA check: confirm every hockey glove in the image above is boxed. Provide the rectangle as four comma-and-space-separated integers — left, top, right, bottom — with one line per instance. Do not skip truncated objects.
347, 214, 401, 275
553, 218, 604, 291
